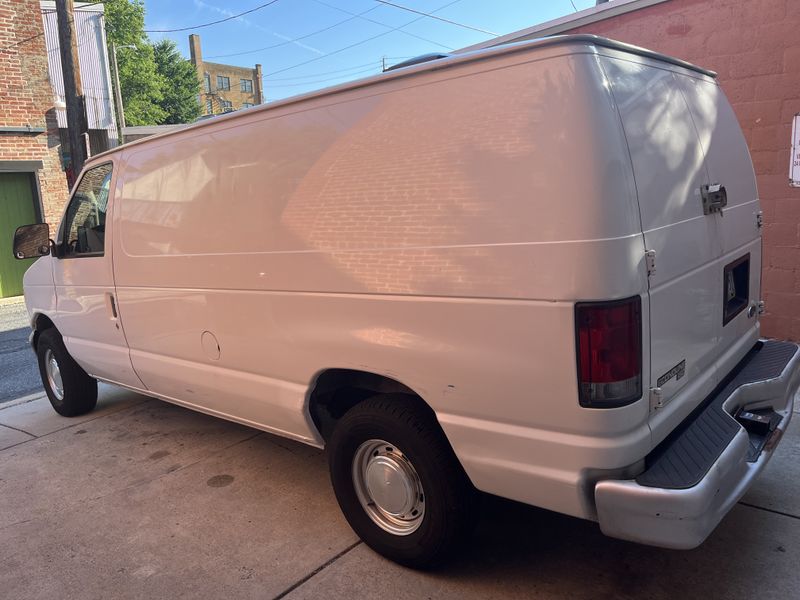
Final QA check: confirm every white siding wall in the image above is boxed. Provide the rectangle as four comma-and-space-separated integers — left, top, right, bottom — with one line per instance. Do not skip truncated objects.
40, 1, 118, 145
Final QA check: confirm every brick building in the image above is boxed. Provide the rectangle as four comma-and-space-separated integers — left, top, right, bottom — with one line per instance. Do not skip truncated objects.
464, 0, 800, 341
189, 34, 263, 115
0, 0, 69, 297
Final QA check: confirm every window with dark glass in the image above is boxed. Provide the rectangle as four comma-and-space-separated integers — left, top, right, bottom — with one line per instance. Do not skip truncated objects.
203, 73, 211, 93
220, 100, 233, 112
242, 102, 254, 108
61, 163, 113, 257
240, 78, 253, 93
216, 75, 230, 90
206, 98, 213, 114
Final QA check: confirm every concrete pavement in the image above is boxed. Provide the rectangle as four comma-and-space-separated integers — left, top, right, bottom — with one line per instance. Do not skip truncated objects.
0, 295, 40, 403
0, 385, 798, 599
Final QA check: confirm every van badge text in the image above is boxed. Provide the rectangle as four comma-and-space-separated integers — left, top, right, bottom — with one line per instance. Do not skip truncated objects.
657, 360, 686, 387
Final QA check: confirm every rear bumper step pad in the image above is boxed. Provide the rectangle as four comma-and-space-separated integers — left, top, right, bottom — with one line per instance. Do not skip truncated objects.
636, 340, 797, 490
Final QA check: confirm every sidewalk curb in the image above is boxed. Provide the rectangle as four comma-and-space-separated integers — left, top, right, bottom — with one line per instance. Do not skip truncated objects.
0, 392, 47, 411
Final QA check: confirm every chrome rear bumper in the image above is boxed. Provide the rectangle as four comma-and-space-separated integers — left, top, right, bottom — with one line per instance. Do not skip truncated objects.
595, 340, 800, 549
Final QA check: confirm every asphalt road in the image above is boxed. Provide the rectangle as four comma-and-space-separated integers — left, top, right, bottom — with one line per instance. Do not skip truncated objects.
0, 297, 40, 404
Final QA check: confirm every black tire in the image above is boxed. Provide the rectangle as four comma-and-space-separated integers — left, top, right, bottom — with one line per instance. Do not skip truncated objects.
36, 328, 98, 417
328, 394, 475, 568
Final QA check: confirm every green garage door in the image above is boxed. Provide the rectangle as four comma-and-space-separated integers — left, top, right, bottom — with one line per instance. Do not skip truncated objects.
0, 173, 39, 298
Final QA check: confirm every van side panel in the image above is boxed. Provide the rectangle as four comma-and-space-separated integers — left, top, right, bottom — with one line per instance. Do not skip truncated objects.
112, 50, 647, 517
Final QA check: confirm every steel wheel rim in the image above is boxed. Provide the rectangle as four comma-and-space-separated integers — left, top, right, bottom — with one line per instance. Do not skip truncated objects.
352, 439, 425, 536
44, 348, 64, 401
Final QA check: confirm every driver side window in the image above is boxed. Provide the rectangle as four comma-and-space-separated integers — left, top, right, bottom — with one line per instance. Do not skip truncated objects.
62, 163, 113, 257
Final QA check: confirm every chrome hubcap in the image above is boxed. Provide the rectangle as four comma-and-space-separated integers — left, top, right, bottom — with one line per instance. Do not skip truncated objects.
44, 348, 64, 401
352, 439, 425, 535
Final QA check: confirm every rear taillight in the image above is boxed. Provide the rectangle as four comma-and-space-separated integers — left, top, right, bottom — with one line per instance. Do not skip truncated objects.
575, 296, 642, 408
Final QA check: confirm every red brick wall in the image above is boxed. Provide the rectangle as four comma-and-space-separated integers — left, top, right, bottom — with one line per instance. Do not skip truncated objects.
564, 0, 800, 339
0, 0, 69, 224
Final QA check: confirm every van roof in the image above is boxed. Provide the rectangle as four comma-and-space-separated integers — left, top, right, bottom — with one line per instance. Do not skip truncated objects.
86, 34, 715, 166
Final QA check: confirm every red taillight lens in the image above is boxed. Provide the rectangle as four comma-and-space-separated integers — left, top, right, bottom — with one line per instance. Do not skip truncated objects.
575, 296, 642, 408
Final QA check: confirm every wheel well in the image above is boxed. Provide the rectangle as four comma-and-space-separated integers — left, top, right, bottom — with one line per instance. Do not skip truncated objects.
308, 369, 434, 443
31, 314, 56, 349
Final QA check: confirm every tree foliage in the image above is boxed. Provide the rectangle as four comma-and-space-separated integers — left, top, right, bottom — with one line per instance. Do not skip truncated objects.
152, 39, 201, 124
104, 0, 165, 126
104, 0, 199, 126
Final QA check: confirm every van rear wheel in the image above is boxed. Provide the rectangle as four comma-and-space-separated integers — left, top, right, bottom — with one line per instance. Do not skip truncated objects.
328, 395, 475, 568
36, 328, 97, 417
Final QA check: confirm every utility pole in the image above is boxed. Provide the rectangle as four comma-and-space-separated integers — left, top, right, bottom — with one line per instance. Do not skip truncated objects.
55, 0, 88, 181
111, 42, 126, 144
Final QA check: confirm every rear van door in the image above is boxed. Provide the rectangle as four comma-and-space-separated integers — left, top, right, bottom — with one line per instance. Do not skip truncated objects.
675, 74, 762, 369
601, 55, 725, 418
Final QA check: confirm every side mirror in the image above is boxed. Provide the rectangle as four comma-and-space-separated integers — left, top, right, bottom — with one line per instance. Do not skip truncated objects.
13, 223, 51, 259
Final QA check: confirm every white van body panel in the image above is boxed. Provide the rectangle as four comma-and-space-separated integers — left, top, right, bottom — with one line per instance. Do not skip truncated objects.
106, 47, 651, 516
22, 256, 56, 325
22, 36, 795, 541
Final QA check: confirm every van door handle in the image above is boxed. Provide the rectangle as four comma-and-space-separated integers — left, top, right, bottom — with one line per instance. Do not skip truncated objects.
107, 293, 118, 319
701, 183, 727, 215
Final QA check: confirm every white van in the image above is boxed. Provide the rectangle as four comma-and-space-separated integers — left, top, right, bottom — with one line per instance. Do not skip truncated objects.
13, 35, 799, 567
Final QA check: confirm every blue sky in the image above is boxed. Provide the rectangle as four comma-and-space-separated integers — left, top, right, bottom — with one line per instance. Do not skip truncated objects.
143, 0, 597, 101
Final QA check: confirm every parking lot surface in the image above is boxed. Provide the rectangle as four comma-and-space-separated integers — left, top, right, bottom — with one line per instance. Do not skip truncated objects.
1, 385, 798, 600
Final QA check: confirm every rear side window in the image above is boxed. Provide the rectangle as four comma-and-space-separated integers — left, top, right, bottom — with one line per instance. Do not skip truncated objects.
62, 163, 113, 257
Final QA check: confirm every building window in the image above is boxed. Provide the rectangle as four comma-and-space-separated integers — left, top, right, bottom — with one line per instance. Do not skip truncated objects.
240, 78, 253, 93
203, 73, 211, 93
216, 75, 230, 91
206, 99, 213, 114
220, 100, 233, 112
242, 102, 254, 109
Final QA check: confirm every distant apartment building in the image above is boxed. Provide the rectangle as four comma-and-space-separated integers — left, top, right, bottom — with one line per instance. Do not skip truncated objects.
189, 34, 263, 115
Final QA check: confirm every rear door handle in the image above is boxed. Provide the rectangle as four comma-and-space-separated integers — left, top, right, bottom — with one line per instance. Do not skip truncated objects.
701, 183, 727, 215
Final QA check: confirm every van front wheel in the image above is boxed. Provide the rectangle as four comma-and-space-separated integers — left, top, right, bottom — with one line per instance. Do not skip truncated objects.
36, 328, 98, 417
328, 395, 475, 568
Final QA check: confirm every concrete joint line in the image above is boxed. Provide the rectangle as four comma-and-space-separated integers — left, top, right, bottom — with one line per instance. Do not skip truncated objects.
0, 422, 37, 438
0, 399, 147, 454
0, 438, 36, 454
738, 501, 800, 521
272, 540, 363, 600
